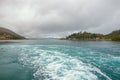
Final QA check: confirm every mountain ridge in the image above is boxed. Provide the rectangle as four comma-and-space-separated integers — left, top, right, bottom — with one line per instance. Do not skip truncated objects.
0, 27, 25, 40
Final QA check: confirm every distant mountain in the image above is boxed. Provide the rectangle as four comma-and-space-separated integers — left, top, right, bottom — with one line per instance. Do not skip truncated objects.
0, 27, 25, 40
62, 29, 120, 41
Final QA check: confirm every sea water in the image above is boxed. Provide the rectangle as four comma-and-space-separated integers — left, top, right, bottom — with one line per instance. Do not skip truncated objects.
0, 39, 120, 80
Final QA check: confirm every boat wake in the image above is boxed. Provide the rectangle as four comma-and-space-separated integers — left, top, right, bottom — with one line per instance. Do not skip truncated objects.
19, 45, 112, 80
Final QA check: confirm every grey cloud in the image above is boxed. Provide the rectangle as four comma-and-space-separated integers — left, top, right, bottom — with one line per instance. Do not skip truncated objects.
0, 0, 120, 38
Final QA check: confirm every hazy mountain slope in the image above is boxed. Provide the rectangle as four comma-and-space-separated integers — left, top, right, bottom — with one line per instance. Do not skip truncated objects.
0, 27, 25, 40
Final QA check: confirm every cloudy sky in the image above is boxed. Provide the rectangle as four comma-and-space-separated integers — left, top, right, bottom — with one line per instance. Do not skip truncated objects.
0, 0, 120, 38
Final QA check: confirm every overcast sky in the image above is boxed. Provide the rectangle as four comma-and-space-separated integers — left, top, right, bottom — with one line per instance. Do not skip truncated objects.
0, 0, 120, 38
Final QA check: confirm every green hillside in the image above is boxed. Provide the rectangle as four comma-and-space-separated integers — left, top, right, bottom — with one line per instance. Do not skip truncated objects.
105, 30, 120, 41
64, 29, 120, 41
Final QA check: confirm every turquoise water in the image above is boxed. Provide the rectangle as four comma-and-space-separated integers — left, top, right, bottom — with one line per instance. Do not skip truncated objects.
0, 39, 120, 80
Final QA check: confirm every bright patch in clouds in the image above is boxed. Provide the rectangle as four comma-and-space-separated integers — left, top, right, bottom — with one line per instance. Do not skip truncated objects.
18, 7, 35, 21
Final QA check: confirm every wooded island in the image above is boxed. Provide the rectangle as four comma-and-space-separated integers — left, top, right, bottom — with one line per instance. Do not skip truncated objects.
61, 29, 120, 41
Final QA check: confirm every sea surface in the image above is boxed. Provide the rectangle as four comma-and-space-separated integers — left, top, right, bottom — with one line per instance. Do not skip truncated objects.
0, 38, 120, 80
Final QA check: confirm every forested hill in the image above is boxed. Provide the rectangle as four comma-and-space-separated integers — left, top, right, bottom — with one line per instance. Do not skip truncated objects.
63, 29, 120, 41
105, 30, 120, 41
0, 27, 25, 40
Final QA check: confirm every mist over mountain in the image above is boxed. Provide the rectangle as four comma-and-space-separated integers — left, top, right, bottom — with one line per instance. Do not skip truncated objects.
0, 27, 25, 40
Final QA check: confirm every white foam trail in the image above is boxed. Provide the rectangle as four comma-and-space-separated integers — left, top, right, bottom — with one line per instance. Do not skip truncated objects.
19, 46, 112, 80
